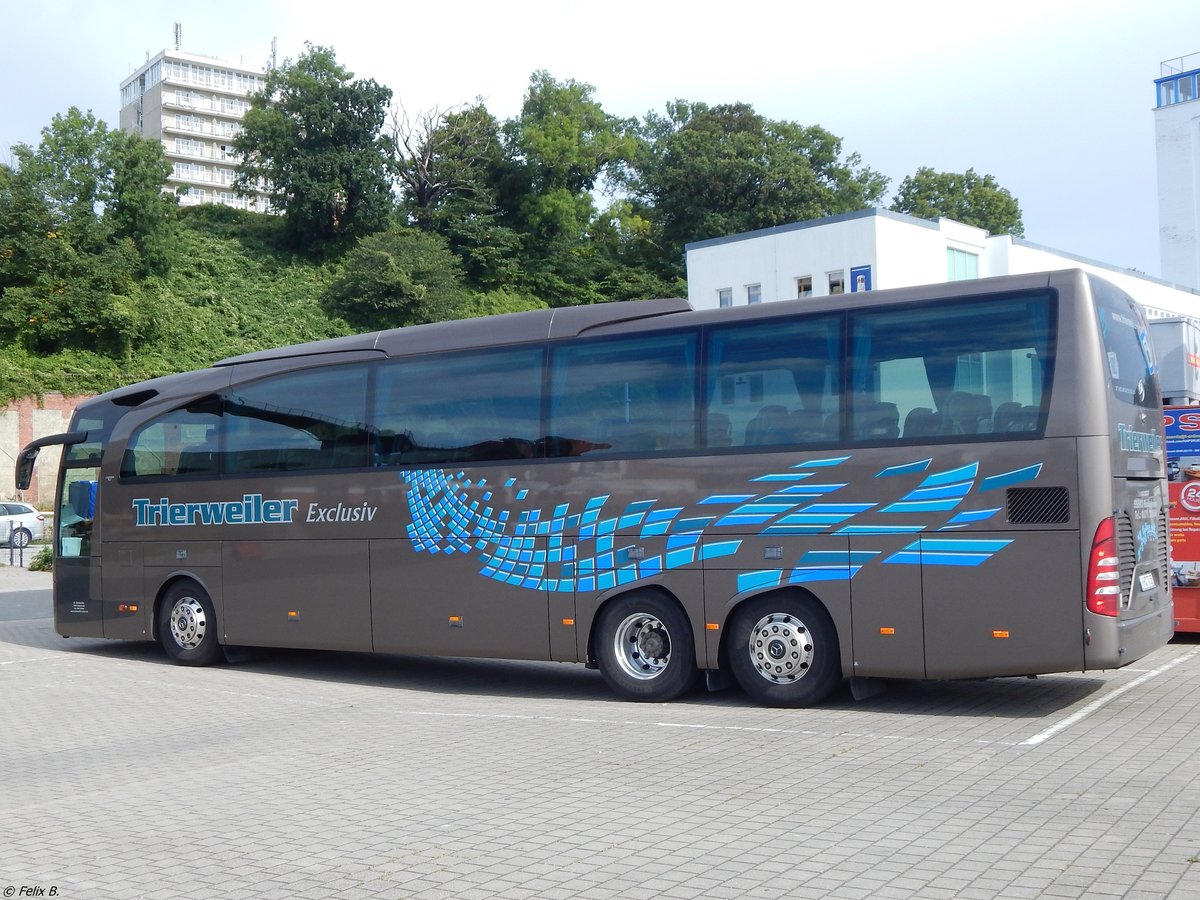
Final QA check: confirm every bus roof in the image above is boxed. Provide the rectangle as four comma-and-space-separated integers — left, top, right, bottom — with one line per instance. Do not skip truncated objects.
83, 270, 1089, 412
214, 297, 694, 367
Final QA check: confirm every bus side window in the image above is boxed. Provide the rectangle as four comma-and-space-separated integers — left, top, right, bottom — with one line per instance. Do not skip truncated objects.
120, 397, 223, 478
374, 347, 543, 465
548, 332, 697, 457
224, 364, 371, 473
705, 315, 840, 450
852, 296, 1051, 443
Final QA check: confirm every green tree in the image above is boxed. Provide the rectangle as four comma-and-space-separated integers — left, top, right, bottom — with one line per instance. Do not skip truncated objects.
0, 108, 176, 358
625, 101, 889, 279
390, 101, 524, 290
390, 101, 502, 229
322, 226, 469, 330
462, 288, 548, 318
106, 129, 178, 274
890, 167, 1024, 236
497, 71, 636, 305
235, 44, 394, 255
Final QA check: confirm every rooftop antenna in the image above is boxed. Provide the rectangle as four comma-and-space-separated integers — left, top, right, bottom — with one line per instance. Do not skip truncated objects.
174, 22, 181, 51
270, 36, 277, 70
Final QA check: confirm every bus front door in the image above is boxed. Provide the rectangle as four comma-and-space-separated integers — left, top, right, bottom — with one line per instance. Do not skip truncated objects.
54, 467, 103, 638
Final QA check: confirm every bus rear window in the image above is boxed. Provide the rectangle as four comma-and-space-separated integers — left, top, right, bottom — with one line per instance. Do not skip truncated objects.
1091, 276, 1158, 409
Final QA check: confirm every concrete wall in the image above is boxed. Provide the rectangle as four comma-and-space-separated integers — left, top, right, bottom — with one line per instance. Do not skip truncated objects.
1156, 96, 1200, 289
686, 210, 885, 308
998, 237, 1200, 318
1, 394, 91, 508
686, 207, 1200, 320
687, 209, 998, 311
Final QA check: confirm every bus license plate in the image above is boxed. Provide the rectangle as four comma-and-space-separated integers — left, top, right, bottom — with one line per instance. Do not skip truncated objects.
1139, 572, 1156, 592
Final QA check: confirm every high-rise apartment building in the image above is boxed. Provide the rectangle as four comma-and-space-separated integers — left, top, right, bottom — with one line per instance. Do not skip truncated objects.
119, 47, 269, 211
1156, 52, 1200, 290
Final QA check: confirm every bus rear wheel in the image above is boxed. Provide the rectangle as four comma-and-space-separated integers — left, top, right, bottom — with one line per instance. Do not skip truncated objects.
595, 592, 698, 702
157, 581, 224, 667
727, 594, 841, 708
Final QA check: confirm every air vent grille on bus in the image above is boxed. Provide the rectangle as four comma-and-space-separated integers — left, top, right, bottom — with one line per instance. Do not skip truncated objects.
1116, 514, 1135, 601
1158, 508, 1171, 585
1005, 486, 1070, 524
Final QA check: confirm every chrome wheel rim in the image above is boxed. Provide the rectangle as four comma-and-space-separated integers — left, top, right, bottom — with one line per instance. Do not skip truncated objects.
748, 612, 814, 683
13, 529, 29, 548
612, 612, 673, 680
169, 596, 208, 650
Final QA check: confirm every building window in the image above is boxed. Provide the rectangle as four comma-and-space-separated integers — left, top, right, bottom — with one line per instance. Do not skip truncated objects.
746, 284, 762, 305
718, 288, 733, 308
947, 247, 979, 281
796, 276, 813, 299
1157, 73, 1198, 108
828, 272, 845, 295
175, 138, 205, 157
173, 162, 203, 179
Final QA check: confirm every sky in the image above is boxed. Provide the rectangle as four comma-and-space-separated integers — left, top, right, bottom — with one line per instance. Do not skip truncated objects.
2, 0, 1198, 279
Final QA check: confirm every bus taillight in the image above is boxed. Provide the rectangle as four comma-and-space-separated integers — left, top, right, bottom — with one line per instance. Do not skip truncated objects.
1087, 517, 1121, 617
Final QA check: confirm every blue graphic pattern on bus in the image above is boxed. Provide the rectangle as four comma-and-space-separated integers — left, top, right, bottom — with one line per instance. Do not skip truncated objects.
401, 455, 1039, 594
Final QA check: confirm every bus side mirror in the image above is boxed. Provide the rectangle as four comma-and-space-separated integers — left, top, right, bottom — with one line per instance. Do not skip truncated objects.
14, 431, 89, 491
16, 448, 37, 491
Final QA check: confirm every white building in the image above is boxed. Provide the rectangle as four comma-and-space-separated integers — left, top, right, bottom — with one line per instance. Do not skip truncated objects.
119, 48, 269, 212
685, 207, 1200, 320
1156, 52, 1200, 290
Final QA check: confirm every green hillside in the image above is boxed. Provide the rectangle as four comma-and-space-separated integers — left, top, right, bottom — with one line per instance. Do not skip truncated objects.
1, 207, 347, 404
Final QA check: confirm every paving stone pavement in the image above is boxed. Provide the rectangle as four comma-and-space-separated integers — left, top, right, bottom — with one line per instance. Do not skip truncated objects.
2, 573, 1199, 899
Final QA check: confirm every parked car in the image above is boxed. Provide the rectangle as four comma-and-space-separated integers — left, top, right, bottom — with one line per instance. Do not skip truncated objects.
1, 502, 45, 548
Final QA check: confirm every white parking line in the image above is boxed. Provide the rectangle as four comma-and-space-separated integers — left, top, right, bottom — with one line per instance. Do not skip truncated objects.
1019, 647, 1200, 746
0, 656, 59, 666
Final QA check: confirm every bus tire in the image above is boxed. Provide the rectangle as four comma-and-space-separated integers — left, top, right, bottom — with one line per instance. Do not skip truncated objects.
595, 592, 698, 702
727, 593, 841, 708
157, 581, 224, 667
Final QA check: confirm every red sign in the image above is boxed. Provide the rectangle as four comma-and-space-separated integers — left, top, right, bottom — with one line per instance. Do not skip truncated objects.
1180, 482, 1200, 513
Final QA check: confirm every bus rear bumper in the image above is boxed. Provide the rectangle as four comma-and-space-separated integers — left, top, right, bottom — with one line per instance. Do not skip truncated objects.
1085, 602, 1175, 670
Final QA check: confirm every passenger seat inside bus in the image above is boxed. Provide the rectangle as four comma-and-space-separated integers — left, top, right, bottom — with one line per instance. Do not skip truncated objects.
176, 442, 218, 476
944, 392, 993, 435
903, 407, 940, 438
707, 412, 732, 448
993, 402, 1039, 432
744, 405, 791, 445
855, 402, 900, 440
789, 408, 826, 442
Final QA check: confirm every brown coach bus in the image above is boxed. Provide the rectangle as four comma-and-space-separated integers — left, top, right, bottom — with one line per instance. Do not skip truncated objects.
16, 269, 1174, 707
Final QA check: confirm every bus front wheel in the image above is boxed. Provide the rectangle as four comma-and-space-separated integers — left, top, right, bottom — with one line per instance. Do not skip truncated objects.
727, 594, 841, 708
157, 581, 224, 667
595, 592, 698, 702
